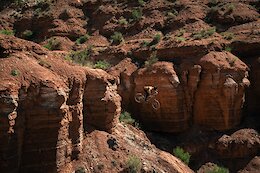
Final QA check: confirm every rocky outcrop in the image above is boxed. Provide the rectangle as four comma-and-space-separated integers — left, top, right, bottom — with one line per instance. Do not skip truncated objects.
194, 51, 249, 130
207, 2, 259, 27
213, 129, 260, 172
108, 58, 138, 110
239, 156, 260, 173
120, 51, 249, 132
132, 62, 190, 132
70, 124, 194, 173
0, 35, 120, 172
214, 129, 260, 159
227, 20, 260, 56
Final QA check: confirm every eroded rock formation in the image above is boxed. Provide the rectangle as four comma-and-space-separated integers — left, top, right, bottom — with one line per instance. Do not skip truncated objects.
0, 35, 120, 172
117, 51, 249, 132
132, 62, 190, 132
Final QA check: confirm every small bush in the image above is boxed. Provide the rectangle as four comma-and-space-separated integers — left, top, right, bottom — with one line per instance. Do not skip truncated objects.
149, 34, 161, 46
119, 18, 128, 25
14, 0, 25, 5
193, 27, 216, 40
43, 38, 61, 50
11, 69, 19, 76
176, 37, 186, 42
126, 155, 142, 173
110, 32, 124, 45
75, 167, 85, 173
207, 165, 229, 173
138, 0, 145, 6
22, 30, 33, 39
131, 8, 142, 21
76, 34, 90, 44
94, 60, 110, 70
119, 111, 140, 128
144, 51, 158, 68
176, 29, 185, 37
225, 46, 232, 52
0, 29, 15, 36
66, 46, 93, 66
119, 111, 135, 125
227, 4, 235, 13
141, 40, 150, 47
173, 147, 191, 165
221, 32, 234, 40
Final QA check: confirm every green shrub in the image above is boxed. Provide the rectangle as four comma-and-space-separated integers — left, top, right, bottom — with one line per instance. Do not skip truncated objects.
131, 8, 142, 21
227, 4, 235, 13
43, 38, 61, 50
119, 18, 128, 25
94, 60, 110, 70
221, 32, 234, 40
138, 0, 145, 6
144, 51, 158, 68
140, 40, 150, 47
149, 34, 161, 46
66, 46, 93, 66
14, 0, 25, 5
119, 111, 135, 125
225, 46, 232, 52
0, 29, 15, 36
207, 165, 229, 173
173, 147, 191, 165
176, 36, 186, 42
193, 27, 216, 40
11, 69, 19, 76
76, 34, 90, 44
22, 30, 33, 39
75, 167, 85, 173
176, 29, 185, 37
119, 111, 140, 128
126, 155, 142, 173
110, 32, 124, 45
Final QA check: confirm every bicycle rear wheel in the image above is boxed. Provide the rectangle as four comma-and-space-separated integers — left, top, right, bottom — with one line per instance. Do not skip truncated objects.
135, 93, 145, 103
152, 99, 160, 110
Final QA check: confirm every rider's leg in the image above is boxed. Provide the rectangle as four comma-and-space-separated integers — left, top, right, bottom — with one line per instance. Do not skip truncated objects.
144, 90, 149, 101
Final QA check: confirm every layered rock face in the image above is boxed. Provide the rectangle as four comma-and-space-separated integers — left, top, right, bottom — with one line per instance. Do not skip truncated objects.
193, 51, 249, 130
0, 35, 120, 172
214, 129, 260, 172
132, 62, 190, 132
214, 129, 260, 159
120, 51, 249, 132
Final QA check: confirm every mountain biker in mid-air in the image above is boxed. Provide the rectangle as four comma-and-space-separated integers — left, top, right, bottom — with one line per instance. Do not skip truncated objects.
143, 86, 158, 101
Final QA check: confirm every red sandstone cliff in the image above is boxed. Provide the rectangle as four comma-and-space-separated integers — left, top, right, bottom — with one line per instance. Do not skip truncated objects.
0, 0, 259, 172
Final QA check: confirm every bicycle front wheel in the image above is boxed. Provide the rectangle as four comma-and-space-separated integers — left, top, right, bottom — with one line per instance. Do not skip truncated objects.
135, 93, 145, 103
152, 99, 160, 110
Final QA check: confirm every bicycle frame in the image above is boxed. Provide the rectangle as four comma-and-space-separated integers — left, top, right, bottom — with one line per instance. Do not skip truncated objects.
145, 90, 158, 102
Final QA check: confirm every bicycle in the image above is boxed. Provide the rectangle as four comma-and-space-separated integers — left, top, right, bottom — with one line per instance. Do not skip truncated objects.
134, 90, 160, 110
